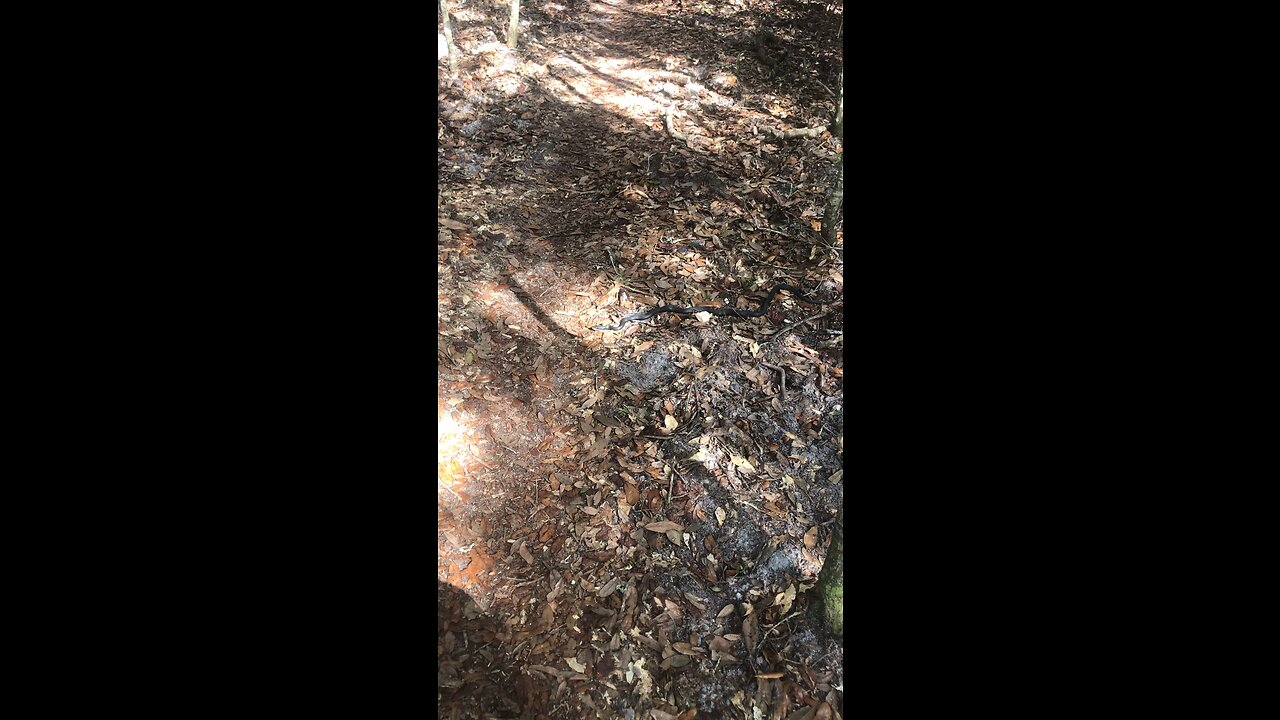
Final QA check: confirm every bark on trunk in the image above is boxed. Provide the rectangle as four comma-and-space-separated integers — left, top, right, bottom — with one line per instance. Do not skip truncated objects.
440, 0, 458, 75
814, 506, 844, 644
822, 153, 843, 245
507, 0, 521, 49
831, 69, 843, 141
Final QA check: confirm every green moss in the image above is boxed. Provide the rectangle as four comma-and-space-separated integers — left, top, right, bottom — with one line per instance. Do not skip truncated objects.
820, 580, 843, 641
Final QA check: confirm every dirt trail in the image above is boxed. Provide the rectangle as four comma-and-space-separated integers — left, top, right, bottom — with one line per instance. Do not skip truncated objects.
438, 1, 843, 717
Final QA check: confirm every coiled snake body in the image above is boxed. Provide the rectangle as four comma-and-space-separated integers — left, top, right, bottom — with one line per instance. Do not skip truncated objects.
592, 283, 829, 331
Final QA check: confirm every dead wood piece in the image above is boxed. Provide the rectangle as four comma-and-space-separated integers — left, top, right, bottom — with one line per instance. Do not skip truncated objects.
772, 125, 829, 140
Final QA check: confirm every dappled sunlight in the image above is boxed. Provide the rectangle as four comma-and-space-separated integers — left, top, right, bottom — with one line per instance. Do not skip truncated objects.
437, 408, 472, 501
460, 271, 601, 339
438, 0, 845, 715
602, 91, 664, 117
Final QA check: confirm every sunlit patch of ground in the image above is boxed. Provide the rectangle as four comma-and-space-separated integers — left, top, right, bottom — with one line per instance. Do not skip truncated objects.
438, 1, 844, 716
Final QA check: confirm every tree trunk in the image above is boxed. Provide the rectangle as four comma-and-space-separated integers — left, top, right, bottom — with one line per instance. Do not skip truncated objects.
814, 506, 844, 644
507, 0, 521, 49
440, 0, 458, 75
822, 152, 843, 245
830, 69, 843, 141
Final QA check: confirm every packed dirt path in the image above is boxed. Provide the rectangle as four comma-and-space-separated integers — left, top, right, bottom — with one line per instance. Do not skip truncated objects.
438, 1, 844, 718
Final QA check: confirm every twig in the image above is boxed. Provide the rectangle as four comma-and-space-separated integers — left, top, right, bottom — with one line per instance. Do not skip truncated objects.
765, 310, 831, 345
438, 478, 464, 501
756, 226, 798, 240
618, 283, 652, 297
740, 248, 800, 273
764, 610, 804, 632
814, 79, 835, 98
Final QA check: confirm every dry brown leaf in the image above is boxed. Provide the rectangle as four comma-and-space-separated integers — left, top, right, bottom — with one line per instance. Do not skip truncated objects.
773, 583, 796, 614
645, 520, 683, 533
598, 577, 618, 597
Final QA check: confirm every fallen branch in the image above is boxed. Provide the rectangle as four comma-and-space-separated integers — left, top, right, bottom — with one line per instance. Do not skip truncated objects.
772, 125, 829, 140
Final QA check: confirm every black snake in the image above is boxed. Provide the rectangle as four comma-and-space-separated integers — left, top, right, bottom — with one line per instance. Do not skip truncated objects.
592, 283, 830, 331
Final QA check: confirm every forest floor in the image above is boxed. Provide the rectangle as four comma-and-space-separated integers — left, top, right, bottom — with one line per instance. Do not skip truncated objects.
438, 1, 843, 718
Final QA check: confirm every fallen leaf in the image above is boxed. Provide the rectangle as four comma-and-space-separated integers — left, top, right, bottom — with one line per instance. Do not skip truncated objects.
598, 577, 618, 597
646, 520, 683, 532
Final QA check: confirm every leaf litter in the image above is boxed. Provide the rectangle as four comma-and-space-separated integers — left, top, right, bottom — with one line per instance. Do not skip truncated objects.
439, 1, 844, 718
